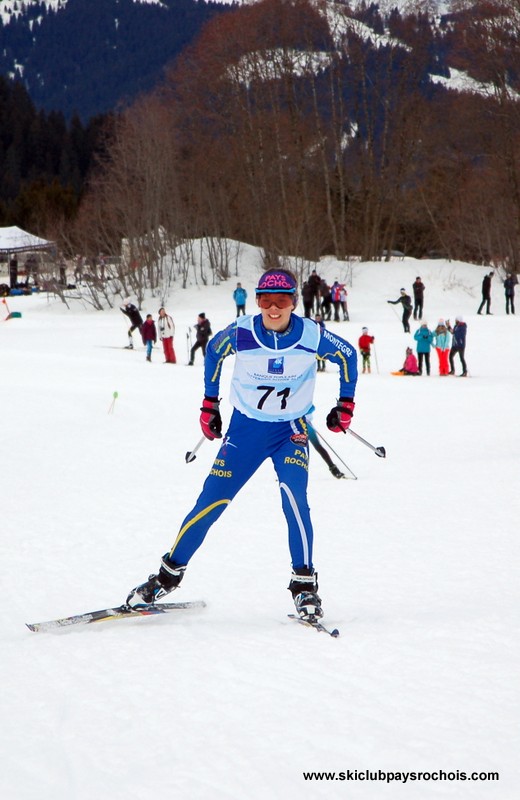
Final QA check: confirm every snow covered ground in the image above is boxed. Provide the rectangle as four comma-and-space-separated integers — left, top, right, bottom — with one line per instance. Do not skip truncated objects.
1, 250, 518, 799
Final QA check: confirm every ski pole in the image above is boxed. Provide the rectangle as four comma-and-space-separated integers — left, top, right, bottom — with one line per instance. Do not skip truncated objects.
310, 426, 358, 480
372, 343, 380, 374
185, 435, 206, 463
347, 428, 386, 458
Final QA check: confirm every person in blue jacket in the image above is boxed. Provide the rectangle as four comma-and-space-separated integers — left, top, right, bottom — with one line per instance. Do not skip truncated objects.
126, 268, 358, 622
447, 316, 468, 376
413, 322, 434, 376
233, 282, 247, 316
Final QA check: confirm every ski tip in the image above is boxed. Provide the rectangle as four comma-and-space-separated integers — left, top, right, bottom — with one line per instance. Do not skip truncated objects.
26, 623, 37, 632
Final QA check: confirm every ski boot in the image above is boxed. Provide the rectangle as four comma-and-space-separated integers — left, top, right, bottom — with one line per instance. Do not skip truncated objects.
329, 464, 345, 479
288, 567, 323, 621
126, 558, 186, 608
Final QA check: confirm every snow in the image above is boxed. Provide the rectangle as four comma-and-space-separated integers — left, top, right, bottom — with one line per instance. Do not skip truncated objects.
1, 250, 518, 799
0, 0, 163, 26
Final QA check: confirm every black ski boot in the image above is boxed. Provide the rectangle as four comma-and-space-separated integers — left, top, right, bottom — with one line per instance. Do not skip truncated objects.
126, 558, 186, 608
329, 464, 345, 479
288, 567, 323, 620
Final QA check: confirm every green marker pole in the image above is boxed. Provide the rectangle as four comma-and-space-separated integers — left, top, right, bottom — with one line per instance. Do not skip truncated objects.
108, 391, 118, 414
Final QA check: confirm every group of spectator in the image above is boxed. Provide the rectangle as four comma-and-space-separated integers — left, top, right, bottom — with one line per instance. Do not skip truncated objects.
410, 318, 468, 377
301, 271, 349, 322
477, 271, 518, 315
120, 264, 516, 373
385, 278, 468, 376
120, 301, 180, 363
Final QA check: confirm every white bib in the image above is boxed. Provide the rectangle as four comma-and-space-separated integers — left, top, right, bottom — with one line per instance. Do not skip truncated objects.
230, 317, 319, 422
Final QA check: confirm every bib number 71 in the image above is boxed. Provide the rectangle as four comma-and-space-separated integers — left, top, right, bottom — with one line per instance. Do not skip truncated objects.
257, 385, 291, 410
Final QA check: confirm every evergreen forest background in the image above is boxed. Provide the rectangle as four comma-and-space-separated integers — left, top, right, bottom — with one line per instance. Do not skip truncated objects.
1, 0, 519, 274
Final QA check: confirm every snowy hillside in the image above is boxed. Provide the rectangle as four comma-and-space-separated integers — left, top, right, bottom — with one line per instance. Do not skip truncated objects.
1, 250, 518, 799
0, 0, 162, 25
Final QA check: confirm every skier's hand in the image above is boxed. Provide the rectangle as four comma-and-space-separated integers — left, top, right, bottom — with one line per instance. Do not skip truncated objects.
326, 398, 355, 433
200, 397, 223, 440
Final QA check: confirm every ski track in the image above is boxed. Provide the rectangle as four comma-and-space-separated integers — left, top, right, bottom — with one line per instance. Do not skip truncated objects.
1, 254, 519, 799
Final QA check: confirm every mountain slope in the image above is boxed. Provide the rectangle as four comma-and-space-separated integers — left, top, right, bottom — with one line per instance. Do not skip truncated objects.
0, 0, 230, 119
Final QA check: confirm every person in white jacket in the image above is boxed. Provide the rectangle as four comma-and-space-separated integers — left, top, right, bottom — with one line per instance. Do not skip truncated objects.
157, 307, 176, 363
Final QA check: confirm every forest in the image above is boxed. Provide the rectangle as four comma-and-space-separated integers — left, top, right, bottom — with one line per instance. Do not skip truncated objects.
1, 0, 520, 288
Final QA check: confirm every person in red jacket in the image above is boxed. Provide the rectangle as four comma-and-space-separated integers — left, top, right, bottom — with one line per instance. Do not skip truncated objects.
358, 326, 375, 374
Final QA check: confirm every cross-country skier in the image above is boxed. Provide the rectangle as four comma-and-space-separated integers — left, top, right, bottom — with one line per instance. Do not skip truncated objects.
125, 268, 358, 621
120, 299, 143, 349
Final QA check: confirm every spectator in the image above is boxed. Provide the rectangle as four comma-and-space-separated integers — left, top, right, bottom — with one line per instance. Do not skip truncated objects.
412, 276, 425, 320
141, 314, 157, 362
157, 307, 176, 363
387, 289, 412, 332
358, 326, 375, 374
447, 316, 468, 377
340, 285, 349, 321
477, 271, 494, 315
392, 347, 419, 375
308, 269, 322, 314
331, 280, 342, 321
188, 313, 212, 365
413, 322, 434, 376
301, 281, 314, 318
319, 279, 332, 320
504, 273, 518, 315
9, 258, 18, 289
233, 282, 247, 317
433, 318, 451, 375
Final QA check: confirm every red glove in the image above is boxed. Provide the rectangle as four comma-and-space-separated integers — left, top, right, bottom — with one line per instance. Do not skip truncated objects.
326, 398, 355, 433
199, 397, 223, 440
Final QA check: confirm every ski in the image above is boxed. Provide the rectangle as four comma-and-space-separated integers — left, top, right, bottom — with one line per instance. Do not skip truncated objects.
26, 600, 206, 633
288, 613, 340, 638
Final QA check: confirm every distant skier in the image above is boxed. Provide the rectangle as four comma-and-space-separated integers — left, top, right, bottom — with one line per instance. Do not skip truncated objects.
188, 313, 212, 365
307, 424, 345, 479
120, 299, 143, 349
125, 268, 358, 623
387, 289, 412, 332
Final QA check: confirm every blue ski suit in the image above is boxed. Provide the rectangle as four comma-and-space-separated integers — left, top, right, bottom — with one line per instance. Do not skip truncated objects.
167, 313, 358, 570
